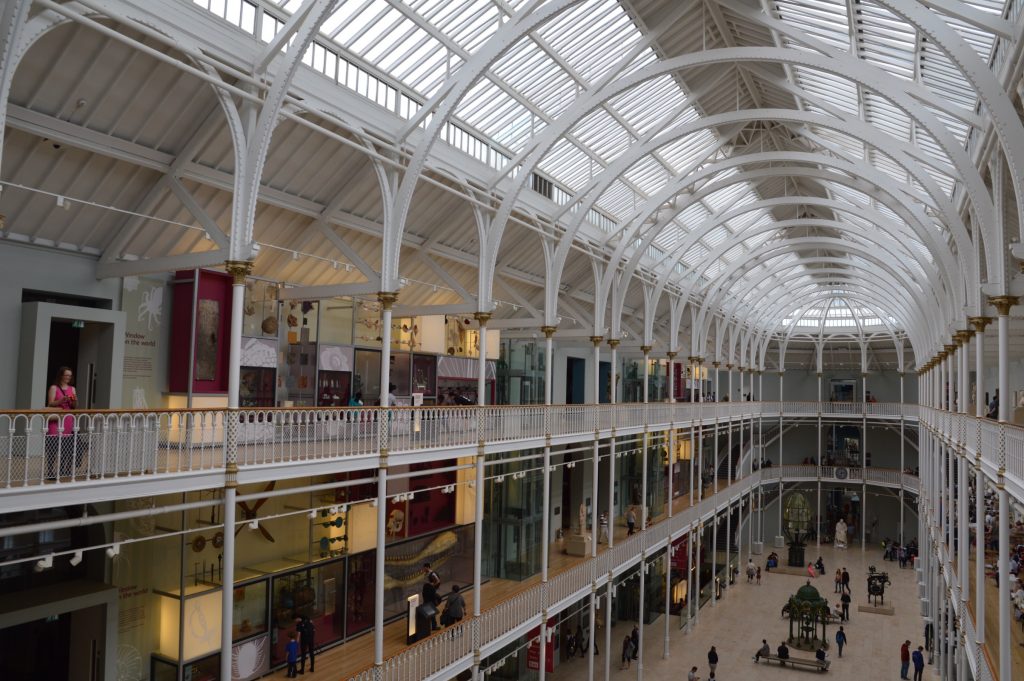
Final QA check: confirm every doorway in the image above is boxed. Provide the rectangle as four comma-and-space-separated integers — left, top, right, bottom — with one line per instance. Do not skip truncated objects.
0, 583, 116, 681
565, 357, 585, 404
16, 302, 124, 410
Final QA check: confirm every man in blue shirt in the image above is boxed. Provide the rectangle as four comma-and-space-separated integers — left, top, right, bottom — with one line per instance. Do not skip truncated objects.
912, 646, 925, 681
835, 626, 848, 657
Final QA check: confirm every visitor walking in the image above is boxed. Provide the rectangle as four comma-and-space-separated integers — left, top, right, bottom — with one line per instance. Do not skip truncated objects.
835, 626, 848, 657
631, 625, 639, 660
840, 592, 851, 621
621, 635, 635, 670
626, 508, 637, 535
841, 568, 850, 593
599, 512, 609, 544
707, 645, 718, 673
912, 646, 925, 681
756, 566, 762, 584
746, 559, 756, 583
900, 640, 911, 679
834, 569, 842, 593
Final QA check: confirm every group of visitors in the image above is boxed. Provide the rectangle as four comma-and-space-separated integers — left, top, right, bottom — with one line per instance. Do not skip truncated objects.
899, 639, 927, 681
417, 562, 465, 638
284, 615, 316, 677
882, 538, 918, 568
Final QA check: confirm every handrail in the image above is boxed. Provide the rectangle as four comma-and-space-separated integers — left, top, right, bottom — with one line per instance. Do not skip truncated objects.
3, 401, 1016, 500
347, 472, 764, 681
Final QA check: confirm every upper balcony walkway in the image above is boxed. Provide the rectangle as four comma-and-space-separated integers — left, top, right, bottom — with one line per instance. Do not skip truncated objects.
1, 400, 1017, 512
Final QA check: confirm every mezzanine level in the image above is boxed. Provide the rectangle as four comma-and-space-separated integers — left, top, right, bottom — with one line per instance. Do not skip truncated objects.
0, 401, 924, 512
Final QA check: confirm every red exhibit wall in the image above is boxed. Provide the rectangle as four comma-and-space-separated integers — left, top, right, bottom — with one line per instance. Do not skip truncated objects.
168, 269, 233, 394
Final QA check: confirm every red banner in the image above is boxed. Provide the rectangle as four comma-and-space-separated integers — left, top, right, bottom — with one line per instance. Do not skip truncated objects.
526, 622, 555, 672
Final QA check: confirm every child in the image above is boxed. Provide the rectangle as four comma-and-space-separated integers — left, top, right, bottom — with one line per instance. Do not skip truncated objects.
756, 566, 762, 584
286, 632, 299, 678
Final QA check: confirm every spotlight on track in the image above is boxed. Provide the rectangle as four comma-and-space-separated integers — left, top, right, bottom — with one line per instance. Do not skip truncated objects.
308, 509, 318, 520
106, 544, 120, 558
69, 550, 83, 567
248, 520, 259, 531
34, 555, 54, 572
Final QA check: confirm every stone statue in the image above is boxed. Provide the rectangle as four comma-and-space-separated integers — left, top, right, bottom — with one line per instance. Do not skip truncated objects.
835, 519, 848, 548
578, 503, 587, 536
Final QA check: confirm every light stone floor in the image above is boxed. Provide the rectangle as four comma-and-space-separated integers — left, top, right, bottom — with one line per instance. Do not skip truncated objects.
554, 545, 940, 681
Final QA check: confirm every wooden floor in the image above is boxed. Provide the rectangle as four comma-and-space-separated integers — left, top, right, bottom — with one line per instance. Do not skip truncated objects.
286, 478, 738, 680
965, 551, 1024, 681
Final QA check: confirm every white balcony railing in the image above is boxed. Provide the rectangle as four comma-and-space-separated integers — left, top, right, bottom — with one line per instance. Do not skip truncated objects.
6, 402, 1010, 499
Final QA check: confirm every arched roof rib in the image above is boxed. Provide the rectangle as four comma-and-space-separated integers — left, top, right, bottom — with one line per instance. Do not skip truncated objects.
378, 0, 1015, 327
713, 261, 928, 353
694, 240, 938, 349
634, 162, 960, 320
20, 0, 1020, 359
475, 48, 985, 316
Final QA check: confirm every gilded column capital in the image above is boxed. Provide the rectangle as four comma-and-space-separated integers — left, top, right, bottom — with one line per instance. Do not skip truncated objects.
988, 295, 1019, 316
666, 351, 678, 359
377, 291, 399, 309
473, 312, 492, 325
712, 361, 721, 368
224, 260, 254, 285
608, 339, 620, 349
942, 344, 956, 355
967, 316, 992, 333
687, 355, 700, 363
640, 345, 652, 355
589, 335, 604, 347
541, 325, 557, 338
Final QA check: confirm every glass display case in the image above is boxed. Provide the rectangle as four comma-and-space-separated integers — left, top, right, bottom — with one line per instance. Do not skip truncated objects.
240, 367, 276, 407
279, 301, 319, 406
317, 370, 351, 407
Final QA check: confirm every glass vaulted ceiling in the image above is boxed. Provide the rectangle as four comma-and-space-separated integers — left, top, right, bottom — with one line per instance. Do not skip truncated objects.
262, 0, 778, 305
206, 0, 1013, 337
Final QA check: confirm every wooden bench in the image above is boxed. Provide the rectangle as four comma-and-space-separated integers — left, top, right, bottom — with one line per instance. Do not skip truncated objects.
756, 653, 830, 672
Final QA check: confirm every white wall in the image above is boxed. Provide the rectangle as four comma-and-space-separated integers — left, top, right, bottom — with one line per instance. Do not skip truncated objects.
0, 244, 122, 409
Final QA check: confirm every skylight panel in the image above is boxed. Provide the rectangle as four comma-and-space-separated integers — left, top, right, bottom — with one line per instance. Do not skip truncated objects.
572, 109, 631, 163
792, 67, 859, 117
491, 39, 577, 119
537, 138, 591, 192
857, 2, 916, 81
704, 225, 730, 248
868, 148, 908, 184
654, 224, 683, 252
658, 130, 719, 175
775, 0, 851, 50
610, 75, 689, 137
538, 0, 638, 82
677, 203, 710, 229
809, 125, 863, 159
682, 243, 709, 267
596, 180, 636, 221
623, 156, 671, 197
425, 0, 501, 53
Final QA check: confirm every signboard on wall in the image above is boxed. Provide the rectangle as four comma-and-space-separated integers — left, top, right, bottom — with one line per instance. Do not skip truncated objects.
526, 620, 556, 672
121, 276, 167, 409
